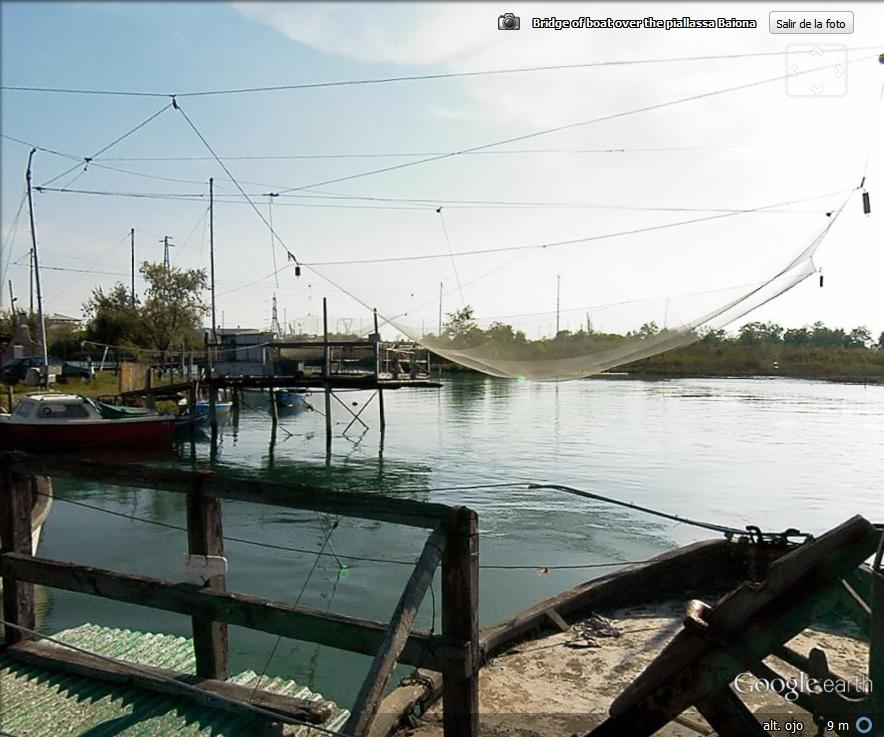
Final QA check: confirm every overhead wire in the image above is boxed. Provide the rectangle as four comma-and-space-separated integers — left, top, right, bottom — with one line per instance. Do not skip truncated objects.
2, 45, 881, 98
274, 53, 879, 196
436, 208, 464, 305
36, 102, 173, 188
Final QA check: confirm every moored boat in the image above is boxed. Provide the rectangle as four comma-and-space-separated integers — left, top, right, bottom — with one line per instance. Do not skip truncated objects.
0, 393, 175, 450
274, 388, 311, 411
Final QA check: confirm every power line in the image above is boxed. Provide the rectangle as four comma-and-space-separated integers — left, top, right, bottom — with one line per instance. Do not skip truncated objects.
94, 145, 737, 161
274, 52, 878, 195
36, 102, 173, 188
2, 46, 881, 98
303, 190, 850, 267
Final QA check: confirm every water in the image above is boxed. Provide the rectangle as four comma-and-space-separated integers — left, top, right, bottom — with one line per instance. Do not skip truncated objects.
36, 376, 884, 707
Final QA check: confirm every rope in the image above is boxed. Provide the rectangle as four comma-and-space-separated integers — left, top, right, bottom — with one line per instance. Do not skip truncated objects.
530, 483, 744, 536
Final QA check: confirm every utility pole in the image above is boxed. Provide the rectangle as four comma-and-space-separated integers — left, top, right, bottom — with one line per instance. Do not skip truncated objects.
555, 274, 561, 336
8, 280, 16, 313
130, 227, 136, 307
161, 236, 174, 269
209, 177, 217, 343
25, 149, 49, 383
29, 248, 33, 314
438, 281, 443, 335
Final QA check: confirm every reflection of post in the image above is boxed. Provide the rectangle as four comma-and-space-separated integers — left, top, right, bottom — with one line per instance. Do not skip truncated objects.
323, 298, 332, 454
374, 308, 386, 437
205, 336, 218, 449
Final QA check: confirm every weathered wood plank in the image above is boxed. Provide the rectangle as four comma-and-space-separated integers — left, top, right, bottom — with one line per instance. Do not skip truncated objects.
344, 526, 446, 737
9, 455, 452, 528
545, 608, 570, 633
607, 516, 879, 719
481, 538, 763, 657
7, 640, 332, 725
441, 507, 479, 737
0, 465, 34, 646
0, 552, 468, 673
696, 688, 768, 737
186, 471, 228, 680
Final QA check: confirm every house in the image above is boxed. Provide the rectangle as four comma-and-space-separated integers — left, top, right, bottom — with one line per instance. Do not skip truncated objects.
46, 312, 81, 332
203, 327, 275, 376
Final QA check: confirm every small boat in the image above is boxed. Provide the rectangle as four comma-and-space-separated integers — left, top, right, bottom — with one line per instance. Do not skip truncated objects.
195, 399, 233, 419
274, 388, 311, 411
0, 393, 175, 450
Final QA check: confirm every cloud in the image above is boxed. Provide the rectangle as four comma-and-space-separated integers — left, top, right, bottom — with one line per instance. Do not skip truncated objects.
234, 2, 495, 66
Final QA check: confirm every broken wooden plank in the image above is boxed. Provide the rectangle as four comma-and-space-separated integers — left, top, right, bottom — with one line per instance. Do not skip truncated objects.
344, 526, 446, 737
0, 465, 34, 646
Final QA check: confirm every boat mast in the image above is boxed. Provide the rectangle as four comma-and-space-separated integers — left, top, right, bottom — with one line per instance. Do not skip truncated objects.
25, 149, 49, 385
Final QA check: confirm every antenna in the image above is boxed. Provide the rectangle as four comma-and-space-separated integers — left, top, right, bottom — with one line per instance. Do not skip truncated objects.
160, 236, 175, 269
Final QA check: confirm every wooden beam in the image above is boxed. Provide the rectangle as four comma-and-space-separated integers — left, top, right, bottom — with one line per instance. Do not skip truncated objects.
0, 553, 469, 673
696, 688, 768, 737
441, 507, 480, 737
0, 464, 34, 646
7, 640, 332, 726
344, 526, 446, 737
186, 471, 228, 680
9, 455, 454, 528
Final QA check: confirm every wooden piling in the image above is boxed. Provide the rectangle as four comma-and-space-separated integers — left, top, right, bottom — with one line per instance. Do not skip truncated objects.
323, 298, 332, 453
0, 457, 35, 645
6, 384, 13, 414
441, 506, 479, 737
373, 309, 386, 436
186, 471, 229, 680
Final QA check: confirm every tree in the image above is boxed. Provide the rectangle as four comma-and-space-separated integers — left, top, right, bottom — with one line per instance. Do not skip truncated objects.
700, 327, 728, 346
738, 321, 783, 346
139, 262, 208, 353
486, 321, 525, 343
783, 327, 811, 347
637, 321, 659, 339
442, 305, 480, 341
879, 331, 884, 350
846, 326, 872, 349
83, 283, 144, 347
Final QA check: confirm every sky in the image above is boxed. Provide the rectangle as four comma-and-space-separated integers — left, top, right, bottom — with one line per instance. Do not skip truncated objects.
1, 1, 882, 341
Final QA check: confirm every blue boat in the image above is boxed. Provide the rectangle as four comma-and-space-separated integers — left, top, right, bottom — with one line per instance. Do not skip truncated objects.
274, 389, 311, 411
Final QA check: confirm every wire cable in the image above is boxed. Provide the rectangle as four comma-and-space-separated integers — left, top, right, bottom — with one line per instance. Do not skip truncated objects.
36, 102, 173, 188
436, 208, 464, 305
174, 101, 301, 267
2, 46, 882, 98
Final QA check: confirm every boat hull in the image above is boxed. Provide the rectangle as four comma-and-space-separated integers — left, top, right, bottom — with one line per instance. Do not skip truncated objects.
0, 417, 176, 450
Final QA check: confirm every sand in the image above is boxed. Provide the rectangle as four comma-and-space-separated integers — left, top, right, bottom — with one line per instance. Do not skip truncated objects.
400, 601, 871, 737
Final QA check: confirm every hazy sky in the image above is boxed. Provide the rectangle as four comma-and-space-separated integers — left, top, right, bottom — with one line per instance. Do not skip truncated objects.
2, 1, 882, 338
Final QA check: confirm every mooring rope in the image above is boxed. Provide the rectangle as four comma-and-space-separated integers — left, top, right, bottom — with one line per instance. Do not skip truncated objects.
530, 483, 745, 536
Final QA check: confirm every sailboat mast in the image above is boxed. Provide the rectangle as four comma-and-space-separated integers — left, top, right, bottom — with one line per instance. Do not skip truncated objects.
25, 149, 49, 384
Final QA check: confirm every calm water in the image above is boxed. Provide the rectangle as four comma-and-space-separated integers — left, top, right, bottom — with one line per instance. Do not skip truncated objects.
37, 376, 884, 707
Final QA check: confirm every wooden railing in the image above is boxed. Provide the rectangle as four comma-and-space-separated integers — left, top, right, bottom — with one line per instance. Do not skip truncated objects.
0, 452, 479, 737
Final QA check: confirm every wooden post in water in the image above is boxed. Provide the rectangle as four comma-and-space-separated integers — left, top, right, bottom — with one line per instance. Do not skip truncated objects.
441, 506, 479, 737
6, 384, 13, 414
374, 309, 386, 436
0, 457, 35, 645
186, 470, 229, 679
323, 298, 332, 453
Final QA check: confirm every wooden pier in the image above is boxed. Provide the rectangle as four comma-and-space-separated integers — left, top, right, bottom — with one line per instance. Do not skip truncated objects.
115, 300, 441, 452
0, 451, 479, 737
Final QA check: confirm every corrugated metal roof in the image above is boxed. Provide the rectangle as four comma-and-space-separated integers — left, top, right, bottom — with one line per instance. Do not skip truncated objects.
0, 624, 349, 737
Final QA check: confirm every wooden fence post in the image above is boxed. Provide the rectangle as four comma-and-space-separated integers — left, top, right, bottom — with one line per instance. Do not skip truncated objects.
0, 457, 35, 646
441, 506, 479, 737
186, 470, 228, 679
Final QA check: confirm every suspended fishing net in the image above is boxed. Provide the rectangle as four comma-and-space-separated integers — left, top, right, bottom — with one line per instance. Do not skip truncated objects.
305, 191, 852, 380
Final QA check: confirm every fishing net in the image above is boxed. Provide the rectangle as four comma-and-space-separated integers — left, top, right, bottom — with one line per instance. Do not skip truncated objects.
305, 192, 851, 380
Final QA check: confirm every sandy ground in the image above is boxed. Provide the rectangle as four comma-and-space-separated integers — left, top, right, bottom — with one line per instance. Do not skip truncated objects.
402, 601, 871, 737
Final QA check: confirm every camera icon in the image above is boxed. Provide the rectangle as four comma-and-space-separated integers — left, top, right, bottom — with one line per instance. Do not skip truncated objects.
498, 12, 520, 30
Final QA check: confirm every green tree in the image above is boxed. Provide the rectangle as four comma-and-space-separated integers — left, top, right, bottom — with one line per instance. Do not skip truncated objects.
783, 327, 811, 347
139, 262, 208, 352
442, 305, 480, 341
638, 321, 659, 339
83, 283, 144, 347
879, 331, 884, 350
738, 321, 783, 346
700, 327, 728, 346
846, 326, 872, 349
